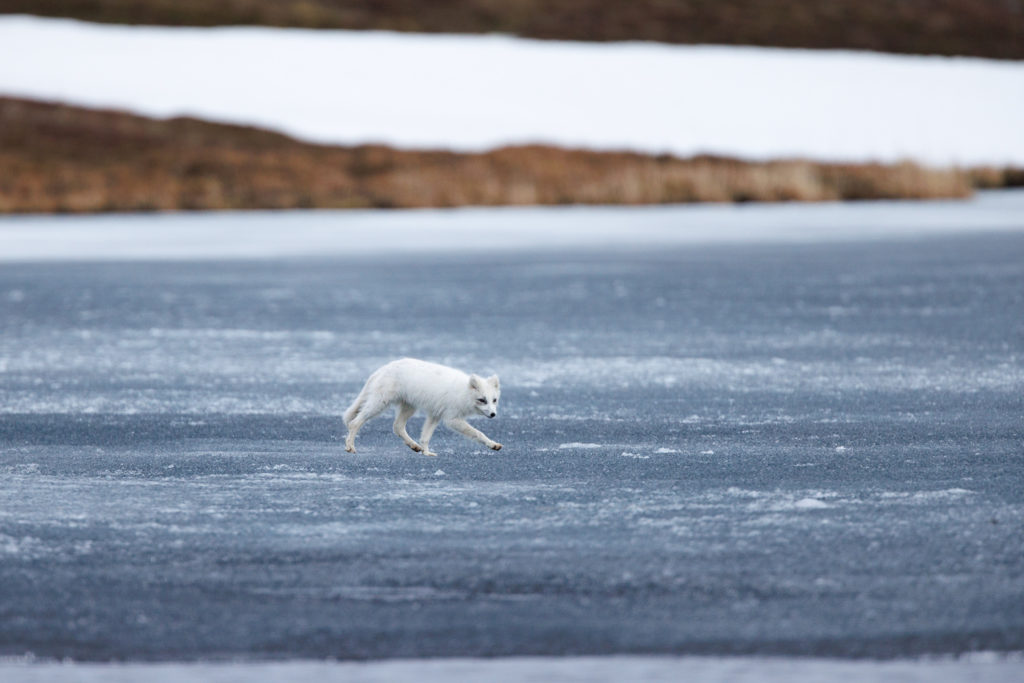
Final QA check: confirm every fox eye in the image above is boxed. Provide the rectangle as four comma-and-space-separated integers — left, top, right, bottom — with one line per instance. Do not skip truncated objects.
477, 397, 486, 403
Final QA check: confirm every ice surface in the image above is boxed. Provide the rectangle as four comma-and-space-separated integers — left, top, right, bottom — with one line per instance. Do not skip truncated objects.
1, 211, 1022, 661
1, 16, 1023, 164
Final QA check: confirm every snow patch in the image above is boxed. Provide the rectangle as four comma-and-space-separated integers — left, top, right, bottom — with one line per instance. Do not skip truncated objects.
879, 489, 976, 503
2, 16, 1023, 165
793, 498, 831, 510
4, 193, 1024, 264
2, 654, 1022, 683
912, 488, 975, 500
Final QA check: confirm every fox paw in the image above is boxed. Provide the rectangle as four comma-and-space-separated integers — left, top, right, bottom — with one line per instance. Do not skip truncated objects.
423, 450, 438, 457
345, 445, 356, 454
410, 444, 423, 453
489, 442, 503, 451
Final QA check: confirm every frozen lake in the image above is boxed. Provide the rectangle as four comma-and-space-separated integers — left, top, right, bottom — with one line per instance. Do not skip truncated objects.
1, 197, 1023, 667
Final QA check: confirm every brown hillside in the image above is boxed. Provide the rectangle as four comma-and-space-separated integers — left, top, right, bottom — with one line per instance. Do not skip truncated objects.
1, 0, 1023, 60
0, 97, 981, 213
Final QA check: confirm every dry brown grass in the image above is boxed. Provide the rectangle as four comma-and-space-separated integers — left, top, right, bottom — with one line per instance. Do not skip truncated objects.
966, 166, 1024, 189
2, 0, 1023, 59
0, 97, 986, 214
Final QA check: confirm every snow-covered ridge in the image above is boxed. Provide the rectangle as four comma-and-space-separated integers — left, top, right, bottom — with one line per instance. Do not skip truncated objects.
1, 15, 1022, 165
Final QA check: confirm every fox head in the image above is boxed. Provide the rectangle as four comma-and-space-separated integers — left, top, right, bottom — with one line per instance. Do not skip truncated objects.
469, 374, 501, 418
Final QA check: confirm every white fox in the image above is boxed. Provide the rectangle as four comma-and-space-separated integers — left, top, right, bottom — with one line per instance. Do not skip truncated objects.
344, 358, 502, 457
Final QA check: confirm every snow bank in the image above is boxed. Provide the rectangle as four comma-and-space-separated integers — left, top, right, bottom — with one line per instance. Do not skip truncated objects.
1, 190, 1022, 263
1, 16, 1022, 165
2, 655, 1022, 683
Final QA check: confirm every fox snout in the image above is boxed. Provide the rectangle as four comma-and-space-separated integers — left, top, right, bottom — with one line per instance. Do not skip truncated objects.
488, 411, 496, 418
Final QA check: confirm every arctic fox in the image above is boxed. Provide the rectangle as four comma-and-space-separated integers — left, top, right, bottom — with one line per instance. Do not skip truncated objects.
344, 358, 502, 456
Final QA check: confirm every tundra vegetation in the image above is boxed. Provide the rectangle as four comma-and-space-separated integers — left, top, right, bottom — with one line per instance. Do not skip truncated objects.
2, 0, 1022, 60
6, 98, 1020, 213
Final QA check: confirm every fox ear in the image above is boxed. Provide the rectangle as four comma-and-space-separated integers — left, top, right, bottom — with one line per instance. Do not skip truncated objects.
488, 375, 500, 389
468, 374, 481, 391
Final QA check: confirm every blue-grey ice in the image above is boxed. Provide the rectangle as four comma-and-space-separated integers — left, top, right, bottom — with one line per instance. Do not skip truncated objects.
1, 195, 1023, 662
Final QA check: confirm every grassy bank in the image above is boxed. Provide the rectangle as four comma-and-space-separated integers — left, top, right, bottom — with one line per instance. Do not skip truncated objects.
0, 97, 1000, 214
2, 0, 1023, 60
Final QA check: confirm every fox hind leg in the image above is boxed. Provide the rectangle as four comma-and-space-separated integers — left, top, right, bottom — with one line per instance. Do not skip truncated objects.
344, 392, 391, 453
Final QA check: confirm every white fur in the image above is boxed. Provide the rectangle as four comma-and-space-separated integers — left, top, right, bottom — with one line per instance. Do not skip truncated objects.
344, 358, 502, 457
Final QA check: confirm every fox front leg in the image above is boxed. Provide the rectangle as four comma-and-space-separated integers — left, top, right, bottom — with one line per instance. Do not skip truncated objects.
445, 418, 502, 451
419, 415, 440, 457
